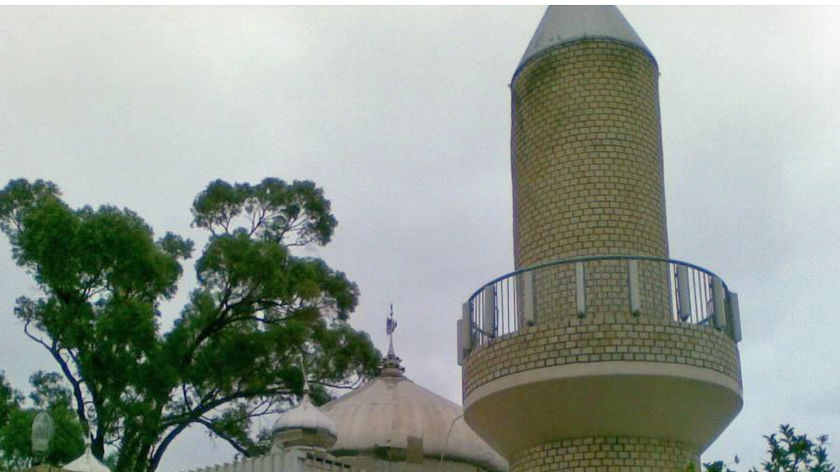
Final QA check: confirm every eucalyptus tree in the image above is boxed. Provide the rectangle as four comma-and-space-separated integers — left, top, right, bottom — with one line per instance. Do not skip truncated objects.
0, 178, 380, 472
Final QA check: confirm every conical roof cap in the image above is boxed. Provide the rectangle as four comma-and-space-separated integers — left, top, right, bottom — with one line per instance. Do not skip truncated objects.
518, 5, 650, 71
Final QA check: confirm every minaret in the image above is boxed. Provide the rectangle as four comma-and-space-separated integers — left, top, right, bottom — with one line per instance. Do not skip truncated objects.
458, 6, 743, 471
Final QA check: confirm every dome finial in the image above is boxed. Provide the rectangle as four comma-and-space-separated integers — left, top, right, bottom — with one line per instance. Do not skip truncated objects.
381, 304, 405, 377
298, 353, 310, 397
386, 304, 397, 357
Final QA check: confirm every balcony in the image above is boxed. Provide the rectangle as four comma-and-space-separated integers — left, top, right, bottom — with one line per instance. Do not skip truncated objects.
458, 255, 741, 364
458, 255, 743, 458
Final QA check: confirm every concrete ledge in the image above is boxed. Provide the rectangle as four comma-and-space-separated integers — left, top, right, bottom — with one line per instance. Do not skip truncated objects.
466, 360, 742, 409
463, 359, 742, 458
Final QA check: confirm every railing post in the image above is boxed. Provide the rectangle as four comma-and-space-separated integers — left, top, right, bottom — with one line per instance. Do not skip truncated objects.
482, 285, 496, 339
712, 277, 727, 330
676, 265, 691, 321
628, 259, 641, 316
575, 262, 586, 318
522, 270, 536, 326
457, 302, 472, 365
727, 291, 742, 342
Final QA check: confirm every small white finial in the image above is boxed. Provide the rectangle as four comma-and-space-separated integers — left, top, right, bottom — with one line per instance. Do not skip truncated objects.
386, 304, 397, 357
298, 353, 310, 397
381, 305, 405, 377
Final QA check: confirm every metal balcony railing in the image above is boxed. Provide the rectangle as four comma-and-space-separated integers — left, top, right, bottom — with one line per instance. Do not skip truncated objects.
457, 255, 741, 365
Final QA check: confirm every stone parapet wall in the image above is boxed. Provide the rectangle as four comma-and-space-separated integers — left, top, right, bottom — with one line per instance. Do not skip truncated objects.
182, 449, 352, 472
510, 437, 698, 472
463, 313, 741, 398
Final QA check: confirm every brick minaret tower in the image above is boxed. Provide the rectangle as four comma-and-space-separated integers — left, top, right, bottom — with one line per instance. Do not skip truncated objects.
458, 6, 743, 471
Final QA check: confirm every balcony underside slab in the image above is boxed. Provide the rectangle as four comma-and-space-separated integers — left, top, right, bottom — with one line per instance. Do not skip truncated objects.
463, 360, 742, 458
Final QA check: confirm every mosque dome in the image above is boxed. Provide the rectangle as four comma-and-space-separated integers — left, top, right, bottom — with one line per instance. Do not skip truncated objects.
273, 385, 338, 450
63, 446, 111, 472
321, 351, 507, 472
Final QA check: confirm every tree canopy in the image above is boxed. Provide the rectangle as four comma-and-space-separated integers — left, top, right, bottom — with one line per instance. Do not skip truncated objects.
0, 178, 380, 472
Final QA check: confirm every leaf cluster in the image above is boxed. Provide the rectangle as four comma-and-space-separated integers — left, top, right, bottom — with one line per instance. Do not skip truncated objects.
695, 424, 835, 472
192, 178, 336, 247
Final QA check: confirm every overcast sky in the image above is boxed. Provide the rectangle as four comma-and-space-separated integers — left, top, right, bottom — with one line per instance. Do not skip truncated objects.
1, 6, 839, 472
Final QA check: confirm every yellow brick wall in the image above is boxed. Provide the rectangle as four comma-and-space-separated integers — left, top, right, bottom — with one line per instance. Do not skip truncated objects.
512, 39, 668, 266
510, 437, 698, 472
520, 257, 672, 323
511, 39, 670, 321
463, 314, 741, 398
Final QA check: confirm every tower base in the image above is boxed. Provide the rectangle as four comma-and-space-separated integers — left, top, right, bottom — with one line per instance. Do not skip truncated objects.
510, 436, 698, 472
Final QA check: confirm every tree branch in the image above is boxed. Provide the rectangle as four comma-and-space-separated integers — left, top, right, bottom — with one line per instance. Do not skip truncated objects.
148, 422, 191, 472
26, 320, 90, 436
194, 418, 253, 457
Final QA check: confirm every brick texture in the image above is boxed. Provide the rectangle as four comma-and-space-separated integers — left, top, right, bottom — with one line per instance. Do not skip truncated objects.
510, 437, 698, 472
511, 39, 670, 322
518, 257, 672, 324
463, 314, 741, 399
512, 39, 668, 268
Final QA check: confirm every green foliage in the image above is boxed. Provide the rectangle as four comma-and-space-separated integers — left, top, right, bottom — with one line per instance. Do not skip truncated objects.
753, 425, 835, 472
0, 371, 85, 470
191, 178, 336, 247
693, 424, 835, 472
0, 178, 381, 472
0, 373, 19, 427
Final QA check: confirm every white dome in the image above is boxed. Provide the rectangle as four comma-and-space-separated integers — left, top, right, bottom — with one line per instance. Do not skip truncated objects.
321, 355, 507, 472
273, 393, 338, 450
63, 447, 110, 472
